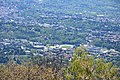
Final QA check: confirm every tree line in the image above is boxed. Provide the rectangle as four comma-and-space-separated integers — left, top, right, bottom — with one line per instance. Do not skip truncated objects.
0, 47, 119, 80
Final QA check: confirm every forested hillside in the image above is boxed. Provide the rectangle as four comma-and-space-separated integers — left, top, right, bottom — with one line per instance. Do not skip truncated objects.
0, 0, 120, 51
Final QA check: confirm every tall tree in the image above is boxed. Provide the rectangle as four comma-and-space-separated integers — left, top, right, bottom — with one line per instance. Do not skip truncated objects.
64, 47, 119, 80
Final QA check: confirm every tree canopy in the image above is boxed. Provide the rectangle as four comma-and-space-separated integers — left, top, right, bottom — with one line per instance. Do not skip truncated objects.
0, 47, 119, 80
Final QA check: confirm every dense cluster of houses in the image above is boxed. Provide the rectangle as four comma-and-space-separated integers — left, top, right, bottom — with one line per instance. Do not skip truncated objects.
83, 44, 120, 58
0, 39, 75, 63
0, 39, 119, 64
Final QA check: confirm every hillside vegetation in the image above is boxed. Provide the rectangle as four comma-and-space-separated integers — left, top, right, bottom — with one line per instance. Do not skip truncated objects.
0, 47, 119, 80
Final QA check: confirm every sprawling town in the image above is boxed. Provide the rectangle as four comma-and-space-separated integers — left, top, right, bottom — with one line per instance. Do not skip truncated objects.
0, 0, 120, 79
0, 39, 119, 64
0, 0, 120, 65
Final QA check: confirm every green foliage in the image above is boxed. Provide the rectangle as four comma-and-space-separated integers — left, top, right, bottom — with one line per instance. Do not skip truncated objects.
0, 62, 63, 80
0, 47, 119, 80
64, 47, 119, 80
93, 39, 120, 52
